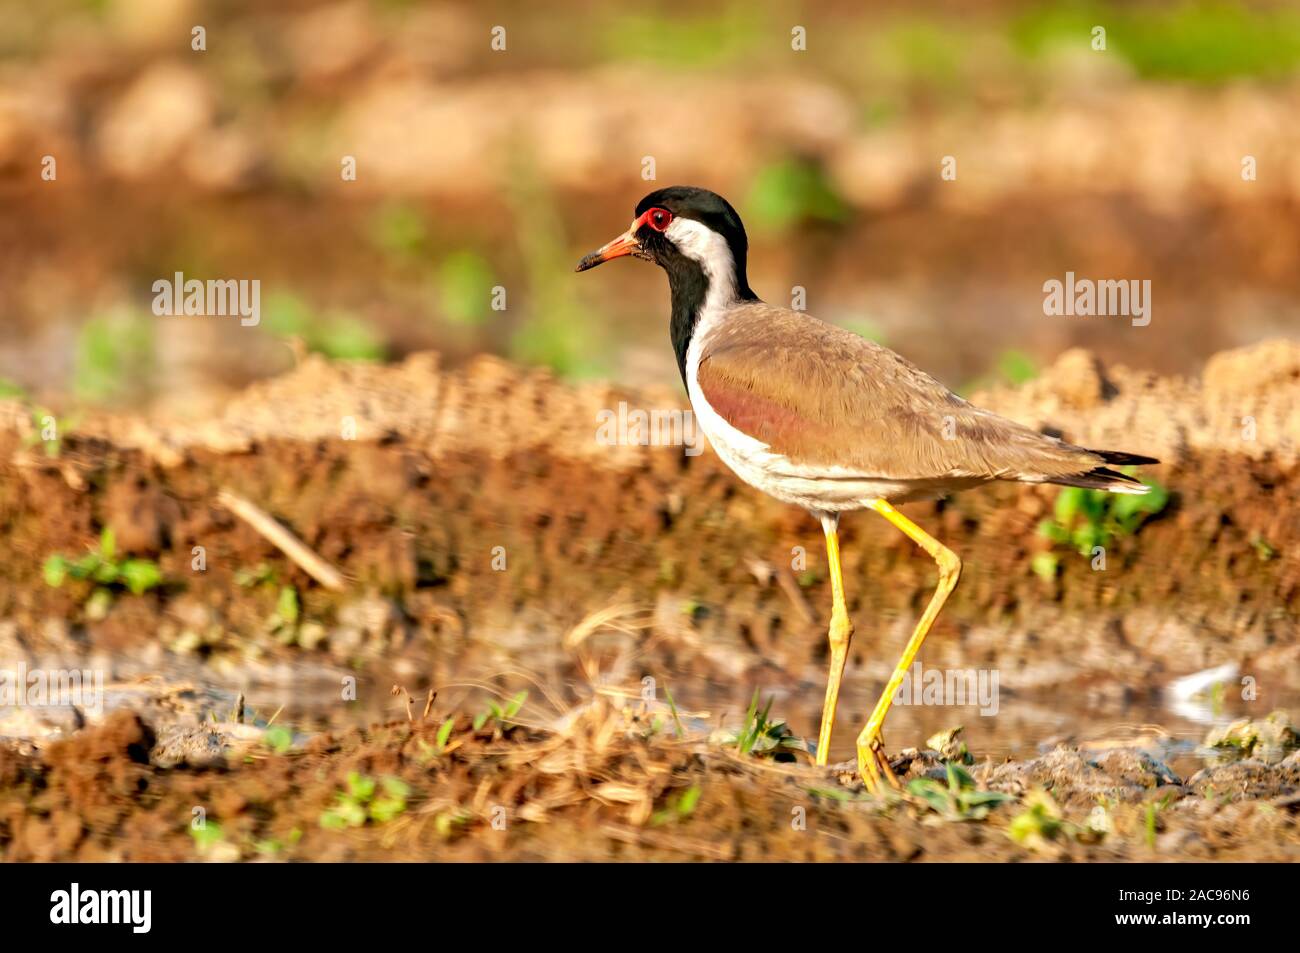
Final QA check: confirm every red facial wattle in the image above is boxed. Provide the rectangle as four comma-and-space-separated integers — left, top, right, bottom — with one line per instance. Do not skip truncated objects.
574, 207, 673, 272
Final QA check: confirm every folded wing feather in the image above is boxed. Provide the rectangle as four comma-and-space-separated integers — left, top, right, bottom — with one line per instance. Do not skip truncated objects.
694, 302, 1111, 484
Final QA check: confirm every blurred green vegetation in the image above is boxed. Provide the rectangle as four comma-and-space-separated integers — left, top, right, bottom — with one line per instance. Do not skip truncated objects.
959, 349, 1040, 395
508, 167, 609, 378
1012, 2, 1300, 82
364, 194, 585, 366
879, 20, 970, 89
43, 528, 164, 617
725, 690, 800, 761
996, 350, 1039, 386
597, 5, 772, 67
1038, 478, 1170, 556
910, 762, 1014, 821
436, 251, 496, 328
262, 292, 386, 362
8, 0, 1300, 88
745, 157, 850, 233
7, 0, 1298, 404
367, 202, 500, 330
74, 309, 155, 404
595, 1, 1300, 87
587, 1, 1300, 92
838, 318, 887, 345
369, 203, 431, 262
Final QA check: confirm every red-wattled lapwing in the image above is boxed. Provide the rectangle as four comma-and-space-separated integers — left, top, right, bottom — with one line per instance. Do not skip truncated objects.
576, 186, 1158, 791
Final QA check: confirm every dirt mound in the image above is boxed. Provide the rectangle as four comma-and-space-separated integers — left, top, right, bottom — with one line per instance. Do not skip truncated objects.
36, 337, 1300, 470
975, 339, 1300, 467
0, 342, 1296, 704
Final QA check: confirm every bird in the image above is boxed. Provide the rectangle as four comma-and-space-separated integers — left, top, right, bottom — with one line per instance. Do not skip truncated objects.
576, 185, 1159, 791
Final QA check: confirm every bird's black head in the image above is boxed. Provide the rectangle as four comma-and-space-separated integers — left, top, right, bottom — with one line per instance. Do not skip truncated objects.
575, 186, 758, 388
575, 185, 755, 301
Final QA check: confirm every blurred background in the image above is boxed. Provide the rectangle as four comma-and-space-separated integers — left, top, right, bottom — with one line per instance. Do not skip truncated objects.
1, 0, 1297, 415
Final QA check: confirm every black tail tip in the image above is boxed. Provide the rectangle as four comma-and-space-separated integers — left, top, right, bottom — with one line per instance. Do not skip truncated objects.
1056, 466, 1150, 493
1093, 449, 1160, 467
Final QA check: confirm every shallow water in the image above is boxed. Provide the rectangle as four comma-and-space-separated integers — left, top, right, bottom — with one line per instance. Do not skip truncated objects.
6, 620, 1293, 785
228, 656, 1297, 783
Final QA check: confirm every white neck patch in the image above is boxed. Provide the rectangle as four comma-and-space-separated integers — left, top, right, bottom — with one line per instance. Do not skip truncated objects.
675, 214, 766, 475
664, 217, 739, 326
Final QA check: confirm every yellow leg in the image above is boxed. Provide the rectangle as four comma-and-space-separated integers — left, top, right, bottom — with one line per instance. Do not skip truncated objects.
856, 499, 962, 792
815, 514, 853, 766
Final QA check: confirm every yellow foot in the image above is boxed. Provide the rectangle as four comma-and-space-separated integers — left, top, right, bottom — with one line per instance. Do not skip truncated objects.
856, 730, 901, 794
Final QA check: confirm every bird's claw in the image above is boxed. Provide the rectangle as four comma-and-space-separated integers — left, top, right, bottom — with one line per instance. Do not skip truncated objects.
857, 731, 901, 794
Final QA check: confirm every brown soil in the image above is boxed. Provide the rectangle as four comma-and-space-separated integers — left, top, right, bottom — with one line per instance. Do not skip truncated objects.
2, 343, 1297, 694
0, 341, 1298, 860
1, 706, 1296, 862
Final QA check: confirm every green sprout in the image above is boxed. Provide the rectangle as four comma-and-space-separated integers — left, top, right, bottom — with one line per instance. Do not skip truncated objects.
909, 759, 1008, 816
436, 716, 456, 751
472, 691, 528, 731
264, 583, 304, 646
320, 772, 410, 829
958, 349, 1041, 397
252, 828, 302, 857
415, 717, 459, 765
1006, 789, 1066, 846
43, 528, 164, 613
996, 349, 1039, 386
726, 690, 800, 761
263, 724, 294, 754
21, 408, 78, 458
1030, 551, 1061, 582
276, 585, 299, 625
651, 785, 702, 826
663, 686, 685, 740
1250, 535, 1277, 561
74, 310, 154, 404
1037, 479, 1169, 556
234, 562, 278, 588
908, 762, 1013, 821
368, 202, 430, 260
1140, 793, 1178, 849
189, 820, 229, 853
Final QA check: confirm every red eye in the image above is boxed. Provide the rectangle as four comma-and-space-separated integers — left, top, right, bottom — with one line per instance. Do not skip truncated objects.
646, 207, 672, 231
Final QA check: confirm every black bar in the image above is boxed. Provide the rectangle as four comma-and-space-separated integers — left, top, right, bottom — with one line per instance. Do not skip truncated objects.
0, 861, 1277, 938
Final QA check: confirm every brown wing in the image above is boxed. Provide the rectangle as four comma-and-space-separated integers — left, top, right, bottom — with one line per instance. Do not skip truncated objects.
695, 302, 1107, 483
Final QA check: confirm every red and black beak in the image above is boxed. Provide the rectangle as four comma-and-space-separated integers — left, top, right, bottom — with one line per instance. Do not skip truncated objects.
575, 211, 657, 272
575, 228, 641, 272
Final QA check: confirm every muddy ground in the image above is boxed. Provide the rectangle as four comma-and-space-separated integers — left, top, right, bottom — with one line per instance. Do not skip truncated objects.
0, 340, 1298, 861
2, 705, 1299, 862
